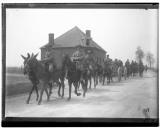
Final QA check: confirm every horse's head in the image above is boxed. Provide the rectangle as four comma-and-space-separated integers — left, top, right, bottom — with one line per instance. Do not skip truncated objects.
21, 53, 39, 75
21, 53, 31, 74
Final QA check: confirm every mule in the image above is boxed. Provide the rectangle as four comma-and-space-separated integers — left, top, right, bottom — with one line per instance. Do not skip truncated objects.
21, 53, 39, 104
23, 53, 51, 105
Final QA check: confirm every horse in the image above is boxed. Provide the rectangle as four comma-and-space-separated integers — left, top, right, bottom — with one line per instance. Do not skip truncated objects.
23, 53, 52, 105
97, 64, 104, 83
41, 58, 66, 98
21, 53, 39, 104
62, 54, 83, 100
91, 62, 101, 88
88, 63, 98, 89
102, 62, 113, 85
95, 63, 103, 85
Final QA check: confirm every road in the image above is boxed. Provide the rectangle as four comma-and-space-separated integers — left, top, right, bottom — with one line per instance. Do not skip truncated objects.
5, 70, 158, 118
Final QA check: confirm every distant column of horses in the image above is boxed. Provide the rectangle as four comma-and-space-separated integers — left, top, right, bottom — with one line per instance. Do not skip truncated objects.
21, 53, 146, 105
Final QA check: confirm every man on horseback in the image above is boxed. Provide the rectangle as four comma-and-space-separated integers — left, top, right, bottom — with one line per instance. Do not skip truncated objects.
42, 47, 55, 73
104, 55, 111, 65
102, 54, 113, 85
71, 46, 84, 70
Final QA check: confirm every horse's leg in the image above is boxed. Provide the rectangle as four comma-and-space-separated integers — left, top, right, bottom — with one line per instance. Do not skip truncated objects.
26, 84, 34, 104
77, 81, 80, 90
61, 80, 65, 98
81, 80, 85, 97
110, 74, 113, 82
57, 81, 61, 97
38, 84, 45, 105
68, 80, 72, 101
107, 75, 109, 85
120, 74, 122, 81
100, 75, 102, 83
45, 87, 50, 101
94, 75, 96, 88
74, 82, 81, 96
89, 76, 91, 89
34, 84, 39, 101
102, 75, 105, 85
48, 82, 52, 96
96, 74, 98, 85
83, 79, 88, 97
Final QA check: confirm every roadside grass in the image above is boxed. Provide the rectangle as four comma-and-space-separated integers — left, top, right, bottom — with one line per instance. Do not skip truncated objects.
6, 73, 32, 96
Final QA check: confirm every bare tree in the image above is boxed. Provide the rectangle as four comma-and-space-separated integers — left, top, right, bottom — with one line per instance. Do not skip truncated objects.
146, 52, 155, 68
135, 46, 144, 62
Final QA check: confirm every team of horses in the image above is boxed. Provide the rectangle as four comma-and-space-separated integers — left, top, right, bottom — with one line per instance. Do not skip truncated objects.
21, 53, 145, 105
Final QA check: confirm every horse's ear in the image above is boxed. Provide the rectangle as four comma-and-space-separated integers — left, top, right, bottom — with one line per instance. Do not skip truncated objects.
31, 53, 34, 57
27, 53, 30, 58
21, 55, 26, 60
34, 53, 39, 58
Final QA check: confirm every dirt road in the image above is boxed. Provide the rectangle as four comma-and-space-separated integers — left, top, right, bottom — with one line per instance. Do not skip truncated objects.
5, 70, 158, 118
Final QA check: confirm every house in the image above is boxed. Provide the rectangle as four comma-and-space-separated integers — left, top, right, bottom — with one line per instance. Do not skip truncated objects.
40, 26, 106, 68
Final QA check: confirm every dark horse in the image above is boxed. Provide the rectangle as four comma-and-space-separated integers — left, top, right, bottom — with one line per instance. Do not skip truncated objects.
102, 62, 113, 85
23, 53, 52, 105
62, 54, 89, 100
42, 59, 66, 98
21, 53, 39, 104
82, 57, 98, 89
90, 62, 99, 89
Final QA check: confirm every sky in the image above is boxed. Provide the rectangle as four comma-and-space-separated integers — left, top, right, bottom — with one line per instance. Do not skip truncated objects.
6, 8, 158, 67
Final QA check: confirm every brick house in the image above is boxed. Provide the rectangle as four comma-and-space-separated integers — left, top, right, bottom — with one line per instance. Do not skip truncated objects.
40, 26, 106, 68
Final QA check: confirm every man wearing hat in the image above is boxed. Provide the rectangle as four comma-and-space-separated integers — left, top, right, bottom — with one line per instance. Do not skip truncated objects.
42, 47, 55, 73
71, 46, 84, 70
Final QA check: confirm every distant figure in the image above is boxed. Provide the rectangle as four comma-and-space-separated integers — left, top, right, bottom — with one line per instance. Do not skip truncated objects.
138, 60, 144, 77
123, 66, 127, 80
117, 66, 122, 82
145, 65, 148, 72
125, 59, 130, 77
130, 60, 135, 76
104, 54, 111, 65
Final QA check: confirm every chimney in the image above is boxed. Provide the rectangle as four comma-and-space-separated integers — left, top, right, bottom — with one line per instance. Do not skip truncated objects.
86, 30, 91, 46
86, 30, 91, 39
48, 33, 54, 45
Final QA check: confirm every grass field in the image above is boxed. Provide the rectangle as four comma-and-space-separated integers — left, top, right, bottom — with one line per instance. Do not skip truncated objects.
6, 72, 32, 96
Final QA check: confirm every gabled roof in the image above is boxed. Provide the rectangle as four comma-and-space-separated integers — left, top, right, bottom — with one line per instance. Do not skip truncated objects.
41, 26, 106, 52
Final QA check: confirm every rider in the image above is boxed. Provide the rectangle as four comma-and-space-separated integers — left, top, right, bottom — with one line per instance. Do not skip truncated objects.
42, 47, 55, 73
104, 54, 111, 66
125, 59, 130, 77
71, 46, 84, 70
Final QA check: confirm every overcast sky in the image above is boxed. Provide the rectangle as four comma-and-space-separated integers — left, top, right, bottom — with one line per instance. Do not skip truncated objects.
6, 9, 158, 67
